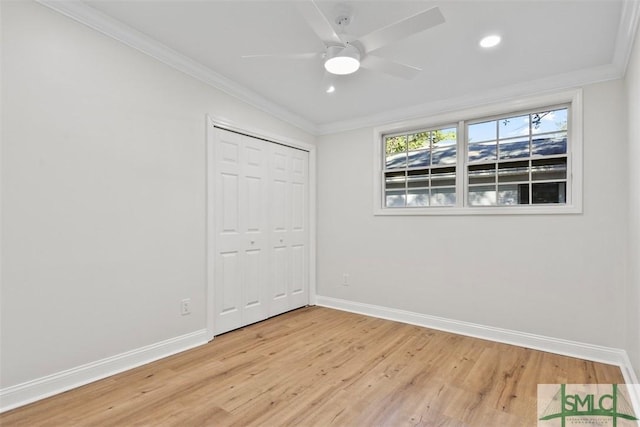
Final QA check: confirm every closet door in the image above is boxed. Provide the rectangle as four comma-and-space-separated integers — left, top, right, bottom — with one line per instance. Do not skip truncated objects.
213, 129, 269, 335
288, 148, 309, 309
269, 144, 309, 316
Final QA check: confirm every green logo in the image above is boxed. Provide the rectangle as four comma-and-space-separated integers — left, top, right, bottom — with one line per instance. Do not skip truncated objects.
538, 384, 638, 427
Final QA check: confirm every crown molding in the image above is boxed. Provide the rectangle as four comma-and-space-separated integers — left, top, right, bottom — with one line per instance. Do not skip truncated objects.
317, 0, 640, 136
315, 0, 638, 135
316, 63, 621, 135
36, 0, 319, 136
36, 0, 639, 138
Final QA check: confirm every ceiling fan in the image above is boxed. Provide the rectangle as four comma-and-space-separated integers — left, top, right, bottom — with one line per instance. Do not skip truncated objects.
242, 1, 445, 82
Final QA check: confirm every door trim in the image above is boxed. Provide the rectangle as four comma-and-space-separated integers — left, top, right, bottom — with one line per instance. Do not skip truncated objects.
205, 114, 316, 341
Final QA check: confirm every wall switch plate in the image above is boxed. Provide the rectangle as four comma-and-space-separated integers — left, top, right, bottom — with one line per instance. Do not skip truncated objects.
181, 298, 191, 315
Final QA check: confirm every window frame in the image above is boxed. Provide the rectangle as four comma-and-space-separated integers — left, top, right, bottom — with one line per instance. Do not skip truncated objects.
372, 89, 583, 215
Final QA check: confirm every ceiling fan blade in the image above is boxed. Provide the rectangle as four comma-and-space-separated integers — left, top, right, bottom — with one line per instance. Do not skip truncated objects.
360, 55, 422, 80
355, 7, 445, 53
242, 53, 320, 60
296, 0, 343, 45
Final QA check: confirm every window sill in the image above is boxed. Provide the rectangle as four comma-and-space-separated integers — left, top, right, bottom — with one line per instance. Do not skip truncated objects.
373, 204, 582, 216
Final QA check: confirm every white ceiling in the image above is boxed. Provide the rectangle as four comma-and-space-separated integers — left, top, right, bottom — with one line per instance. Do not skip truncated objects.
49, 0, 637, 134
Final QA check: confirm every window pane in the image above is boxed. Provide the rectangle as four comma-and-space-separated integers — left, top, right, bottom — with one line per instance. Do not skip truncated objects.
532, 182, 566, 204
385, 171, 405, 189
436, 127, 457, 141
468, 120, 496, 143
469, 163, 496, 185
468, 141, 497, 162
386, 152, 407, 169
499, 114, 529, 139
531, 108, 568, 134
407, 169, 429, 188
532, 132, 567, 156
432, 140, 456, 166
431, 187, 456, 206
386, 135, 407, 153
499, 137, 529, 159
431, 167, 456, 187
408, 132, 430, 151
498, 160, 529, 183
532, 158, 567, 181
407, 188, 429, 207
385, 190, 406, 207
469, 185, 496, 206
407, 149, 430, 168
498, 184, 529, 205
385, 135, 407, 169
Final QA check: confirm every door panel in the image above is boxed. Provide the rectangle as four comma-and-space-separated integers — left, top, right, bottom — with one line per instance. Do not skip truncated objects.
291, 245, 304, 294
271, 246, 287, 297
246, 176, 262, 232
271, 180, 287, 231
269, 144, 289, 316
220, 251, 240, 313
291, 182, 304, 230
220, 140, 239, 164
243, 247, 266, 325
239, 136, 269, 326
214, 130, 243, 334
289, 148, 308, 309
215, 250, 242, 334
244, 249, 261, 306
273, 151, 287, 172
221, 173, 239, 233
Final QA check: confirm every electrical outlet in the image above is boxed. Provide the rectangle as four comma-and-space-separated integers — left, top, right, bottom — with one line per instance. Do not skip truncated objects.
342, 273, 350, 286
181, 298, 191, 316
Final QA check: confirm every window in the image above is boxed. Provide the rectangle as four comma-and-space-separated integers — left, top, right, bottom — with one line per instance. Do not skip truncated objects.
384, 126, 457, 207
466, 107, 568, 206
373, 90, 582, 215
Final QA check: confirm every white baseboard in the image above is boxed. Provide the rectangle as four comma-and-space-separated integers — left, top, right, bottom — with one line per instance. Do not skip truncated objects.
315, 296, 639, 384
2, 301, 638, 416
0, 329, 209, 413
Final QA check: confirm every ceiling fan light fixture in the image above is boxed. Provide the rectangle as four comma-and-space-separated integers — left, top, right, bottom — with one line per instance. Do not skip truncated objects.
324, 45, 361, 75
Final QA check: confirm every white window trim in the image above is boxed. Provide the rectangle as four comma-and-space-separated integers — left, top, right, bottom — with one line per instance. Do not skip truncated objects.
372, 89, 583, 216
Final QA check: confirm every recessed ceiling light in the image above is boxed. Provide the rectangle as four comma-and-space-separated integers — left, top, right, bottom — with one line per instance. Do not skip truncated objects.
326, 85, 336, 93
479, 35, 501, 48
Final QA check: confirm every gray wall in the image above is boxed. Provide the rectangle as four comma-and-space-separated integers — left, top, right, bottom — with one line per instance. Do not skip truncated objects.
0, 0, 313, 388
626, 15, 640, 378
317, 80, 629, 350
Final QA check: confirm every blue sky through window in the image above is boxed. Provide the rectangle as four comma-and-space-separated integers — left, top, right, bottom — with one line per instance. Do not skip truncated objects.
468, 108, 567, 143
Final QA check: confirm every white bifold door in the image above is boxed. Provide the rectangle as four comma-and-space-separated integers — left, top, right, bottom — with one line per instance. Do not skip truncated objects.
212, 128, 309, 335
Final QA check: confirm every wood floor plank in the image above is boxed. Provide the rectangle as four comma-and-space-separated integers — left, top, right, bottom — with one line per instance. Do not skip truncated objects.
0, 306, 627, 426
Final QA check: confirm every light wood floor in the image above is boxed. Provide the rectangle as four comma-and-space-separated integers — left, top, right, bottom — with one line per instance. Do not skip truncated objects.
0, 306, 625, 426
